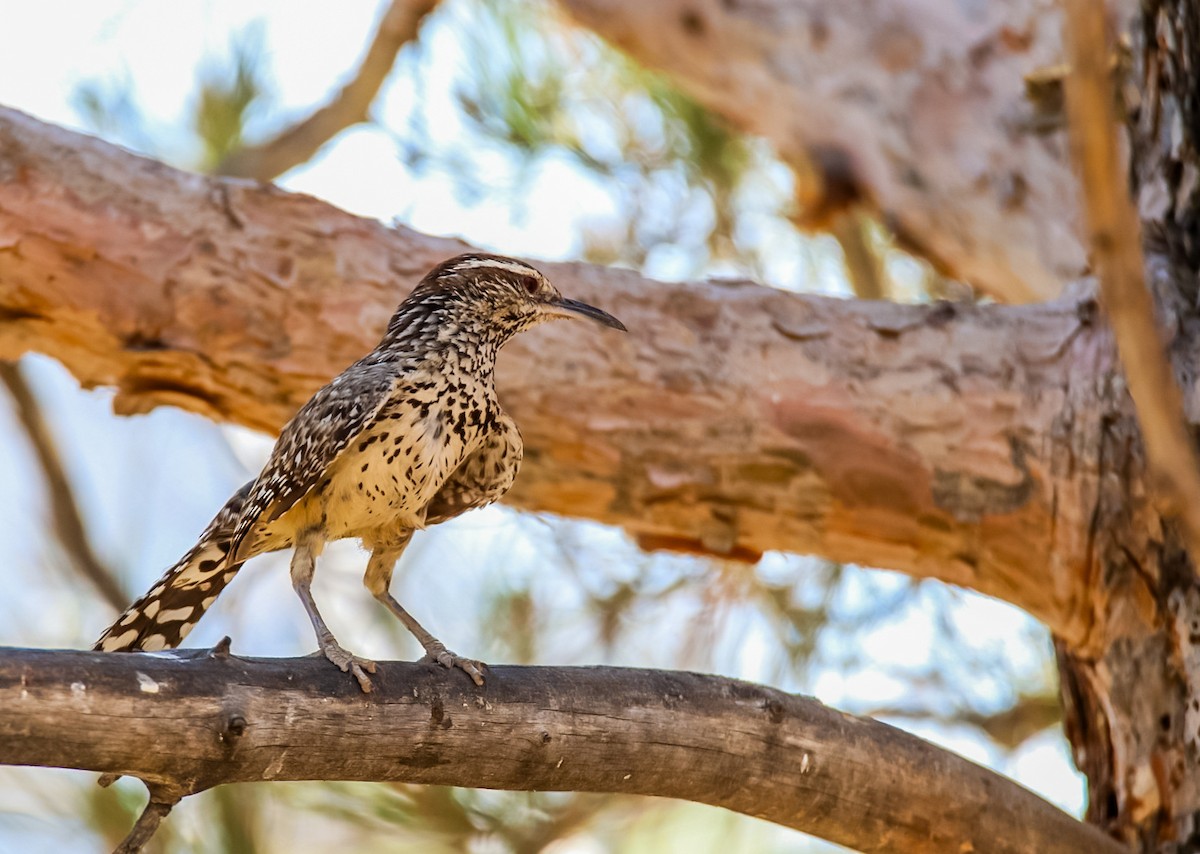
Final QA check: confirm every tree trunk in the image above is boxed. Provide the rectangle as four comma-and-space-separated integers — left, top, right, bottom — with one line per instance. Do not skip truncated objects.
1046, 3, 1200, 849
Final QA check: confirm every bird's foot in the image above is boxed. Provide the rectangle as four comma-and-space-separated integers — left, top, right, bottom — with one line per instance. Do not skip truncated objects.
318, 641, 377, 693
420, 641, 487, 686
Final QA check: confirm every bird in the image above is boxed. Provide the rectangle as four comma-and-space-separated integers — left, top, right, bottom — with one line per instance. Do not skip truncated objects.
94, 253, 626, 692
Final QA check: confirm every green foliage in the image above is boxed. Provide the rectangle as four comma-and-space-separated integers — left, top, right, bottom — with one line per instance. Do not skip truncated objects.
192, 24, 269, 172
72, 23, 271, 172
403, 0, 786, 275
72, 72, 159, 158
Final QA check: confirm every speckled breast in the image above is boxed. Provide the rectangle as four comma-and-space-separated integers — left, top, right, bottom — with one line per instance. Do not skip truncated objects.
317, 389, 489, 539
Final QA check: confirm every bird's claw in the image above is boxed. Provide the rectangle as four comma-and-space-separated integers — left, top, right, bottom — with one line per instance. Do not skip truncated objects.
420, 643, 487, 686
320, 643, 378, 693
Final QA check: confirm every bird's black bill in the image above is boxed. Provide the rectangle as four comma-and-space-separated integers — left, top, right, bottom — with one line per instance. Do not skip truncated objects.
549, 297, 628, 331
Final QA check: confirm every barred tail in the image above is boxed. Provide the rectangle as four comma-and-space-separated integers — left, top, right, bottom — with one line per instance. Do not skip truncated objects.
94, 482, 253, 652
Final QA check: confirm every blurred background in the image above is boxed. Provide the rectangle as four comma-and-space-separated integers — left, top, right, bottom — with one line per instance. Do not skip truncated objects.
0, 1, 1077, 851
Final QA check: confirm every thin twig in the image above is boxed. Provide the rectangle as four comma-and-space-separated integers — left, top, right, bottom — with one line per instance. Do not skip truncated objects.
0, 361, 126, 610
113, 793, 177, 854
831, 209, 887, 299
1061, 1, 1200, 565
215, 0, 438, 180
871, 692, 1062, 751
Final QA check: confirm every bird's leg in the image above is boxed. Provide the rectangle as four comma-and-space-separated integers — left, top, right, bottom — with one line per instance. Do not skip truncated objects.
291, 530, 377, 692
363, 539, 487, 686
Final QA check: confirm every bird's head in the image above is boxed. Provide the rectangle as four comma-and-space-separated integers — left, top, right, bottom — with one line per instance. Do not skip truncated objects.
391, 254, 626, 346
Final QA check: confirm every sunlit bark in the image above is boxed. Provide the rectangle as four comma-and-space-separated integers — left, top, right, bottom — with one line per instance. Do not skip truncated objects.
0, 106, 1109, 642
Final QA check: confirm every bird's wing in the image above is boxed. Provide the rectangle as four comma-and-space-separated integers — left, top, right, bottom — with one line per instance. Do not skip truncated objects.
423, 413, 522, 526
229, 364, 398, 561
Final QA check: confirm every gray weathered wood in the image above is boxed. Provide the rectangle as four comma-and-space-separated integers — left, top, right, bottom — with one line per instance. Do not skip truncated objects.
0, 647, 1123, 853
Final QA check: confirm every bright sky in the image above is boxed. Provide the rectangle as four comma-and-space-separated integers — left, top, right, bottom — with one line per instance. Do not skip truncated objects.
0, 0, 1087, 845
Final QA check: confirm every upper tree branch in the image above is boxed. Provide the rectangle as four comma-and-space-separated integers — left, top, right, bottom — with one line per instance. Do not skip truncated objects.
556, 0, 1095, 302
0, 647, 1124, 854
215, 0, 438, 180
0, 106, 1124, 642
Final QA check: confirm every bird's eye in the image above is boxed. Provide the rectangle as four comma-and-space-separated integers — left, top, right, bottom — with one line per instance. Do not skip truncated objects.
521, 275, 540, 296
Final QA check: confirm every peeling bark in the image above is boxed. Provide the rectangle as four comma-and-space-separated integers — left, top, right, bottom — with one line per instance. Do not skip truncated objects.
0, 106, 1115, 643
0, 647, 1127, 854
1045, 3, 1200, 849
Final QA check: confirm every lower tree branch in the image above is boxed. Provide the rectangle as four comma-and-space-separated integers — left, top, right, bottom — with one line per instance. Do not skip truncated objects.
0, 647, 1122, 854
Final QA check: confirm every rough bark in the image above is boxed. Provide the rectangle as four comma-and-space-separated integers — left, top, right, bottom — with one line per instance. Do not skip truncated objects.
0, 105, 1118, 644
0, 647, 1126, 854
1049, 308, 1200, 851
1048, 2, 1200, 851
1063, 0, 1200, 561
553, 0, 1132, 303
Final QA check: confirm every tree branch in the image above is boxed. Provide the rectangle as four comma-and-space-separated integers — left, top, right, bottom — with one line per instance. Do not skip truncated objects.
871, 692, 1063, 751
0, 360, 126, 610
0, 646, 1124, 854
214, 0, 438, 180
0, 105, 1129, 641
113, 796, 176, 854
830, 209, 888, 300
555, 0, 1095, 302
1061, 1, 1200, 567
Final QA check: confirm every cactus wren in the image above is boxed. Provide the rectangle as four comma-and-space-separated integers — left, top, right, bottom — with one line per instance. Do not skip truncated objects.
94, 253, 626, 691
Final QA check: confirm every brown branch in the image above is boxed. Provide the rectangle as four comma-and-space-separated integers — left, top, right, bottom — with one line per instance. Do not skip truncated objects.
1061, 2, 1200, 567
214, 0, 438, 180
0, 361, 126, 610
113, 796, 177, 854
0, 647, 1125, 854
871, 692, 1063, 751
831, 209, 887, 300
0, 106, 1130, 642
556, 0, 1089, 302
964, 693, 1063, 749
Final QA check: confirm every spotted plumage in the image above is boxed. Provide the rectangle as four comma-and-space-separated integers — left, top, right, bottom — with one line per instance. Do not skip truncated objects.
95, 253, 626, 691
94, 482, 254, 652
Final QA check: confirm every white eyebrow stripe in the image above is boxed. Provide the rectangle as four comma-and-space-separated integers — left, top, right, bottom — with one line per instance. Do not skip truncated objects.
449, 258, 540, 277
